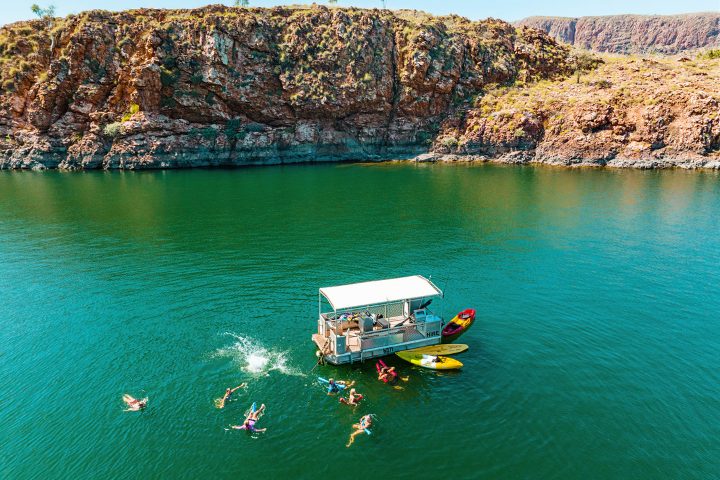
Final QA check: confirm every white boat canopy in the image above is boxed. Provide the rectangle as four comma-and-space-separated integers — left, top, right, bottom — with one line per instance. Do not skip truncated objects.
319, 275, 442, 311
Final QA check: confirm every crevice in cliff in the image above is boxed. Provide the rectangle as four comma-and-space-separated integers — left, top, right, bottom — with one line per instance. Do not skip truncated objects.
568, 19, 577, 45
383, 26, 401, 151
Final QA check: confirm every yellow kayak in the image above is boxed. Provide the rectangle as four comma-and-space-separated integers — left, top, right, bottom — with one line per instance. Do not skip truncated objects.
406, 344, 468, 355
396, 351, 463, 370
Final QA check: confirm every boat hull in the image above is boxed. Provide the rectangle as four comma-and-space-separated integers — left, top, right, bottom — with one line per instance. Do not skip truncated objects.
312, 333, 442, 365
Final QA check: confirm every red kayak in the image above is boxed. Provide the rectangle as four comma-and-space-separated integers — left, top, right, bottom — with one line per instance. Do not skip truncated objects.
441, 308, 476, 343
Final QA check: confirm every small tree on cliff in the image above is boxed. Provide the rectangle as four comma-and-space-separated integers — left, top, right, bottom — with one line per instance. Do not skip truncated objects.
233, 0, 249, 7
570, 51, 602, 83
31, 4, 57, 51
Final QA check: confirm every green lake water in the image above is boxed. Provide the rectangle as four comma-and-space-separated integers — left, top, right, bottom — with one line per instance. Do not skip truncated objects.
1, 163, 719, 479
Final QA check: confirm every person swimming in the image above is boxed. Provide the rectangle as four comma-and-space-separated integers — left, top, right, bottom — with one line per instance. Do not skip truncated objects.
378, 366, 409, 385
217, 383, 248, 409
339, 388, 363, 406
122, 394, 147, 412
326, 378, 355, 395
232, 403, 266, 433
377, 365, 396, 383
346, 414, 373, 447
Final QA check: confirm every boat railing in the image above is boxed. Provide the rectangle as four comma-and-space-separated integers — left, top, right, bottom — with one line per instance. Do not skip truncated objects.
321, 302, 405, 322
360, 323, 413, 337
358, 324, 422, 351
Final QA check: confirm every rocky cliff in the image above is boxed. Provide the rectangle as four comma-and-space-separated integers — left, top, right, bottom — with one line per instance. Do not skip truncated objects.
430, 56, 720, 169
0, 5, 571, 169
516, 13, 720, 54
0, 6, 718, 170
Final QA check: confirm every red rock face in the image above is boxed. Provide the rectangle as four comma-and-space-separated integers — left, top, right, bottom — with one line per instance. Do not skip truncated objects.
0, 6, 572, 169
516, 13, 720, 54
0, 6, 717, 170
431, 57, 720, 169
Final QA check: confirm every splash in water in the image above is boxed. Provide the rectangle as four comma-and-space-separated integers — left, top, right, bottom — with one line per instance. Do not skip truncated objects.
213, 332, 302, 376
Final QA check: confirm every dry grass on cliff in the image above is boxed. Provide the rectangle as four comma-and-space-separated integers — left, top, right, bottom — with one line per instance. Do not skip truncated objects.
432, 53, 720, 159
471, 54, 720, 130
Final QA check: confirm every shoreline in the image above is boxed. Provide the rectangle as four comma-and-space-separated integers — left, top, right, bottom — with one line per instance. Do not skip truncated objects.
1, 151, 719, 171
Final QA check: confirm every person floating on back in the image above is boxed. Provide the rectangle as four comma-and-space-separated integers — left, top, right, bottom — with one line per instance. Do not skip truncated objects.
327, 378, 355, 395
122, 394, 147, 412
232, 403, 266, 433
339, 388, 363, 406
216, 383, 248, 409
346, 414, 372, 447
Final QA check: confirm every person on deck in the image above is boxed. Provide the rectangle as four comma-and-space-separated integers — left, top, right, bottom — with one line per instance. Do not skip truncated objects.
217, 383, 248, 409
232, 403, 266, 433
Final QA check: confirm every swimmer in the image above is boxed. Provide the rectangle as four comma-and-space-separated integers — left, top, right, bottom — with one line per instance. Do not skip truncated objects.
216, 383, 248, 409
346, 414, 372, 447
327, 378, 355, 395
339, 388, 363, 406
378, 366, 409, 383
122, 394, 147, 412
231, 403, 266, 433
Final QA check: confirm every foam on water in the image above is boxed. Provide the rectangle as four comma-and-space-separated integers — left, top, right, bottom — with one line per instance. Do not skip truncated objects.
213, 332, 303, 376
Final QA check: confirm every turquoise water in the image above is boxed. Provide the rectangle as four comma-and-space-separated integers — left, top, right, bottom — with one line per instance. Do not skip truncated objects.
1, 164, 719, 479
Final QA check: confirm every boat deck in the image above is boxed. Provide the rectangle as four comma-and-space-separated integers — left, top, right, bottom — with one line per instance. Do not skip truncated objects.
313, 314, 429, 355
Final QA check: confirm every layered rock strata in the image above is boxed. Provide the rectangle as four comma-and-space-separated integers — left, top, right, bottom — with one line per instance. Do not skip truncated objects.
516, 13, 720, 54
0, 6, 570, 169
0, 6, 717, 170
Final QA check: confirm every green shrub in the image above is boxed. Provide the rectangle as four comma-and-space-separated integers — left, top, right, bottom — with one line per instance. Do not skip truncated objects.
160, 66, 178, 86
440, 136, 458, 148
118, 37, 132, 49
415, 131, 433, 145
120, 103, 140, 122
103, 122, 122, 137
199, 127, 218, 140
697, 49, 720, 60
225, 118, 241, 136
190, 72, 203, 84
160, 96, 176, 108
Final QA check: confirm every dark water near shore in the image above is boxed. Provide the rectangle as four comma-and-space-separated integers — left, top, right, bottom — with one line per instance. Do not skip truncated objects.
1, 164, 719, 479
